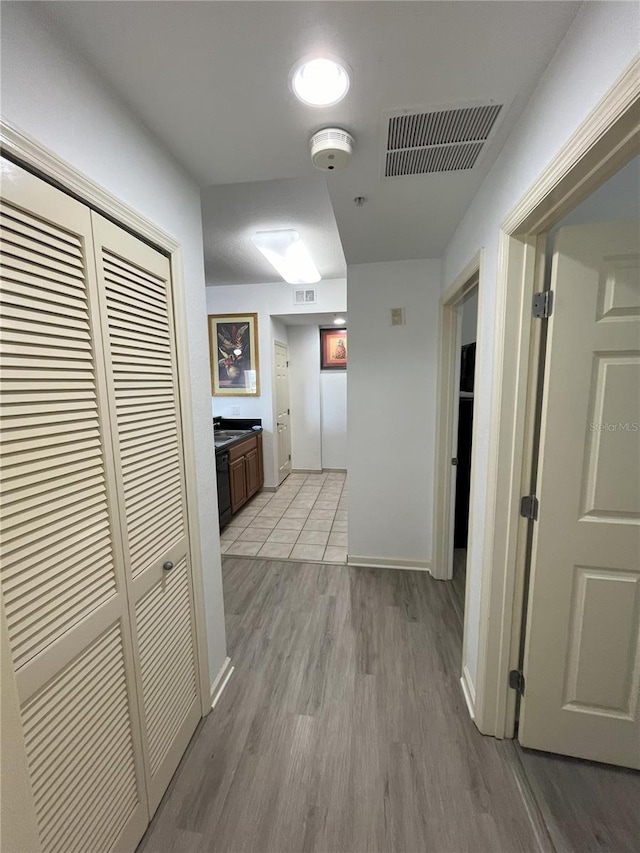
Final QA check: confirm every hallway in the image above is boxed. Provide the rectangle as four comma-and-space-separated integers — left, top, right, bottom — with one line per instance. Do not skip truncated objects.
138, 559, 640, 852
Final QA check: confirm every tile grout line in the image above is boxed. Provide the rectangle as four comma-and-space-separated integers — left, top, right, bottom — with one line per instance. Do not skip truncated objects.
221, 472, 348, 564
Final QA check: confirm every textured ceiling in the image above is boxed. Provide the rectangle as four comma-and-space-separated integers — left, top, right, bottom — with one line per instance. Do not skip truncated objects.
201, 177, 346, 285
40, 1, 581, 282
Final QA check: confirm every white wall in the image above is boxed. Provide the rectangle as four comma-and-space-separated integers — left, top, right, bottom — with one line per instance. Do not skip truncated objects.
206, 279, 346, 485
347, 259, 441, 565
0, 2, 228, 682
288, 326, 322, 471
554, 154, 639, 228
545, 155, 640, 284
549, 154, 640, 236
321, 372, 347, 469
441, 1, 640, 691
271, 318, 289, 342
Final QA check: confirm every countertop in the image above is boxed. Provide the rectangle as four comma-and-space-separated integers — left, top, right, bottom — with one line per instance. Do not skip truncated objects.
214, 427, 262, 452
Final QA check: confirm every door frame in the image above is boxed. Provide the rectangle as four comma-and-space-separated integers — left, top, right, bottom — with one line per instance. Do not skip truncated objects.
273, 339, 291, 484
0, 119, 213, 720
432, 250, 482, 583
468, 56, 640, 739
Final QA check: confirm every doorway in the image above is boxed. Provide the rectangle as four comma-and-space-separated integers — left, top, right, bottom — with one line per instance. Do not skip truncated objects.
433, 257, 482, 581
514, 157, 640, 768
274, 341, 291, 485
433, 261, 482, 713
452, 286, 479, 625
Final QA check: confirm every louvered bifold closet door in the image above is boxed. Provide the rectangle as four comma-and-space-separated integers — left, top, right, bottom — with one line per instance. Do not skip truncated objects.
91, 214, 201, 815
0, 159, 149, 852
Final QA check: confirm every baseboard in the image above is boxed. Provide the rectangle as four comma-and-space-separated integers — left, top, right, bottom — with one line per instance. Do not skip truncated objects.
347, 555, 431, 572
261, 485, 277, 492
460, 665, 476, 721
290, 468, 347, 474
209, 656, 234, 709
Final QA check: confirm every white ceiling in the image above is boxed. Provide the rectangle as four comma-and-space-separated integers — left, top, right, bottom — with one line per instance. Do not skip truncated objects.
201, 176, 346, 285
41, 1, 581, 283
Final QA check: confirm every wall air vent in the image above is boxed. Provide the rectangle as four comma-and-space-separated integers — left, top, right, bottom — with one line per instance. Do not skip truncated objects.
294, 287, 317, 305
384, 103, 502, 178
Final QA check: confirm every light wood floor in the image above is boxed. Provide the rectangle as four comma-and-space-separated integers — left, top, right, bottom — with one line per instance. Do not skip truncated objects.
138, 558, 640, 853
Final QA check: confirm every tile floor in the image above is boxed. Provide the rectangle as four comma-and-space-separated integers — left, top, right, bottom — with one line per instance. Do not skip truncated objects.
220, 471, 348, 564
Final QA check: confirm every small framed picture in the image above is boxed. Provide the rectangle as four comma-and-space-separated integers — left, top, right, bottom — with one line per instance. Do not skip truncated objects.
320, 328, 347, 370
209, 313, 260, 396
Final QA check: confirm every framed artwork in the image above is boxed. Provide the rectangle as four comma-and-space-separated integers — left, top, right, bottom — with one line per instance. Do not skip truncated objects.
320, 328, 347, 370
209, 313, 260, 396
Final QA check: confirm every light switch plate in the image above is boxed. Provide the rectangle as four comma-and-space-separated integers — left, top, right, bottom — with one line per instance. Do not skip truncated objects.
390, 307, 405, 326
230, 406, 241, 416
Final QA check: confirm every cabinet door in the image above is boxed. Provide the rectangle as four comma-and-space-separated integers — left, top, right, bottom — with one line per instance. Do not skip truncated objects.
0, 160, 148, 852
91, 214, 201, 814
230, 456, 247, 512
245, 448, 260, 498
256, 433, 264, 489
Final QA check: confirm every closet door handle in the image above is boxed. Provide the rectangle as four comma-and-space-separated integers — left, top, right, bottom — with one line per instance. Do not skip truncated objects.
163, 561, 174, 571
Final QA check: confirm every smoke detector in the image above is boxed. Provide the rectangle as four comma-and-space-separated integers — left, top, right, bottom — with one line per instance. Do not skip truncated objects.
310, 128, 354, 171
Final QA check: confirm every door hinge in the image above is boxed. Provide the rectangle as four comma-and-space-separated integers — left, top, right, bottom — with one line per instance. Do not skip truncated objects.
509, 669, 525, 695
451, 457, 458, 466
520, 494, 539, 520
532, 290, 554, 319
288, 454, 291, 461
288, 408, 290, 415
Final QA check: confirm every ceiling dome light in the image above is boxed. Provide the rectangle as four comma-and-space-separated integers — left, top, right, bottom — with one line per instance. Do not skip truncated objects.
334, 317, 346, 325
291, 57, 350, 107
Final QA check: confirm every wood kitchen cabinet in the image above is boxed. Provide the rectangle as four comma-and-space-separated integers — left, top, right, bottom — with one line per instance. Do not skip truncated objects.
229, 456, 248, 512
245, 448, 260, 497
229, 433, 264, 513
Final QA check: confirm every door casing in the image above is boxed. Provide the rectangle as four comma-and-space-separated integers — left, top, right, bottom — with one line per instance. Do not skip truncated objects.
0, 120, 213, 722
433, 259, 482, 583
0, 122, 217, 851
443, 55, 640, 739
432, 260, 482, 717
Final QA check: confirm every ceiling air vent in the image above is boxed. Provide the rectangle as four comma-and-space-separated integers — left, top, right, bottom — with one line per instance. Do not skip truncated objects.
384, 103, 502, 178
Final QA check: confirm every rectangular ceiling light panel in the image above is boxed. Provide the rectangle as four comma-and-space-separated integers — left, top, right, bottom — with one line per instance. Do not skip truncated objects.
251, 229, 320, 284
384, 103, 502, 178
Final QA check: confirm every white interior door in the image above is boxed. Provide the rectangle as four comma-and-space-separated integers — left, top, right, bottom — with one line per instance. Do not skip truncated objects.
0, 160, 149, 851
92, 214, 201, 813
274, 341, 291, 483
519, 221, 640, 768
1, 156, 204, 852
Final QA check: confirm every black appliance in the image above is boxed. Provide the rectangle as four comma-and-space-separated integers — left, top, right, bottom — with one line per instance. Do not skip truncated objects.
454, 398, 474, 548
454, 342, 476, 548
459, 342, 476, 393
216, 451, 232, 528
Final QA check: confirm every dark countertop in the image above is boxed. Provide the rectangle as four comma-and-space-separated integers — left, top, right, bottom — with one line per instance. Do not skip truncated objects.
213, 418, 263, 453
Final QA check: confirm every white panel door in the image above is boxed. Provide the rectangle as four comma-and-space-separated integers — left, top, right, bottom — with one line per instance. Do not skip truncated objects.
519, 222, 640, 768
275, 341, 291, 483
91, 214, 201, 813
0, 159, 149, 852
